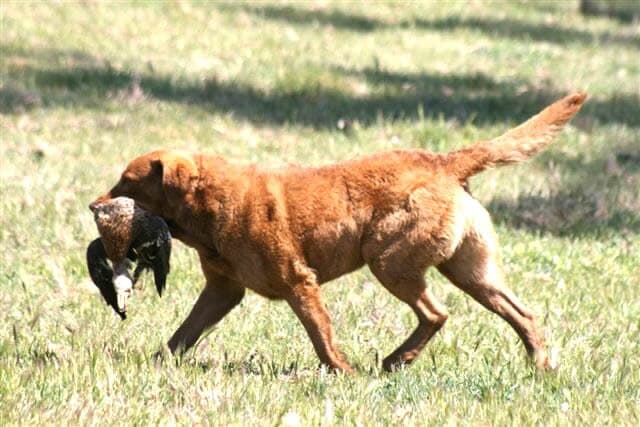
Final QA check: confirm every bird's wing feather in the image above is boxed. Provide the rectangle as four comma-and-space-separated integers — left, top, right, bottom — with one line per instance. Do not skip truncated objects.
86, 238, 126, 320
150, 217, 171, 296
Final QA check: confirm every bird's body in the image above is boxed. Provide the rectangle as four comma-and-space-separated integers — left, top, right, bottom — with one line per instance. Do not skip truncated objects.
86, 197, 171, 318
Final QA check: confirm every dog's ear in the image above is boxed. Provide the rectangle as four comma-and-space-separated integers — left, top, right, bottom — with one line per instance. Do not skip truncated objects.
154, 151, 199, 200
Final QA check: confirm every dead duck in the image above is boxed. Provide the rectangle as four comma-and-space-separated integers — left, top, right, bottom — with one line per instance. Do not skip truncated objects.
86, 197, 171, 319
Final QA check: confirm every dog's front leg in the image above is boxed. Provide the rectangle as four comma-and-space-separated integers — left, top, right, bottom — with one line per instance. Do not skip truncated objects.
168, 277, 245, 356
286, 282, 354, 373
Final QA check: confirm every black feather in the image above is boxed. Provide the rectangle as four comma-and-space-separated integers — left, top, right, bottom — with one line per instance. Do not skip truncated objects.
86, 238, 126, 320
130, 215, 171, 297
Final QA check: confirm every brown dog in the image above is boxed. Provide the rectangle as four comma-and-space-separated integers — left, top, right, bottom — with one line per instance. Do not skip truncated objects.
91, 93, 586, 372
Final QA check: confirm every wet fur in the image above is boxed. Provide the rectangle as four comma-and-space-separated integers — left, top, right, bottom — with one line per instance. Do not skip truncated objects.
91, 93, 586, 372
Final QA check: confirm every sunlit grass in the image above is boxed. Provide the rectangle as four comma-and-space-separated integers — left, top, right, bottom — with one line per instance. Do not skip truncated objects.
1, 1, 638, 425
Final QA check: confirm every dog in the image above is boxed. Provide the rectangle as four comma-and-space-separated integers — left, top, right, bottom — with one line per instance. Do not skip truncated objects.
90, 93, 586, 372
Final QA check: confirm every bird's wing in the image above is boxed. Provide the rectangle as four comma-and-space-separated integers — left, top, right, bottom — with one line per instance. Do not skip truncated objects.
150, 216, 171, 297
86, 238, 126, 320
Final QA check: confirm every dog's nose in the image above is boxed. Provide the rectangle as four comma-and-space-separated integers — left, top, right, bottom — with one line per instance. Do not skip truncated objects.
89, 194, 110, 212
89, 201, 101, 212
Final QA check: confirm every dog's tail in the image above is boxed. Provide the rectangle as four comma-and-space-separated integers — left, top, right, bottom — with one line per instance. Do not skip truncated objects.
446, 92, 587, 181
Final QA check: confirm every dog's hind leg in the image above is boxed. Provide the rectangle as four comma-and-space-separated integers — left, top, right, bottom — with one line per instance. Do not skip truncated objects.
436, 200, 552, 369
368, 264, 449, 372
168, 276, 245, 356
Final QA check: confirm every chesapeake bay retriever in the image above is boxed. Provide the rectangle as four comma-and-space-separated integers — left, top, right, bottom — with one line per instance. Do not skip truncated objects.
90, 93, 586, 372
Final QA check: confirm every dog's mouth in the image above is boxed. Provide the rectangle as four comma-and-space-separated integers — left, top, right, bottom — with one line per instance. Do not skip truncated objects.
89, 194, 111, 212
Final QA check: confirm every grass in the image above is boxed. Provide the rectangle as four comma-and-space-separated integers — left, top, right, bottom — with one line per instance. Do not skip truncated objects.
1, 0, 639, 425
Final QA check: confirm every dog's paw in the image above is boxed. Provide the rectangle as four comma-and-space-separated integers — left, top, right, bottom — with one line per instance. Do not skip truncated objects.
382, 355, 410, 373
151, 346, 172, 369
535, 348, 559, 371
319, 361, 355, 374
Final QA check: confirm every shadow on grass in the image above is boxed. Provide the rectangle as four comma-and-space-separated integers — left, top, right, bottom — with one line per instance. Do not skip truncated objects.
489, 193, 640, 237
487, 150, 640, 237
3, 55, 639, 129
580, 0, 640, 23
224, 3, 640, 48
223, 3, 381, 32
3, 47, 638, 237
414, 16, 640, 48
332, 66, 640, 128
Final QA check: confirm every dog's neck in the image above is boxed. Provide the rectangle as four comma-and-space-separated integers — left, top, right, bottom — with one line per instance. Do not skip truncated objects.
162, 155, 247, 259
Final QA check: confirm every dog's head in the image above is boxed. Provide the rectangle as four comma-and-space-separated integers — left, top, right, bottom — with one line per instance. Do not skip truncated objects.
90, 150, 199, 217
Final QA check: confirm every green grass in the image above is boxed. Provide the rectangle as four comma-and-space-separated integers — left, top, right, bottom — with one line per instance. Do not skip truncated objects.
1, 1, 639, 425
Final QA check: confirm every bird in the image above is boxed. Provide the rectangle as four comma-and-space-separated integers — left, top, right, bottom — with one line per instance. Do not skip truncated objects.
86, 197, 171, 319
86, 238, 131, 319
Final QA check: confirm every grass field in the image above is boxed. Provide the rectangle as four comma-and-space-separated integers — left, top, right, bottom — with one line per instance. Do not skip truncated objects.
1, 1, 639, 425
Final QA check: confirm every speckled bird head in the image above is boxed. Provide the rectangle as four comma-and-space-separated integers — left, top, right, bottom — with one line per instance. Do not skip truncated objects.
92, 197, 137, 262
